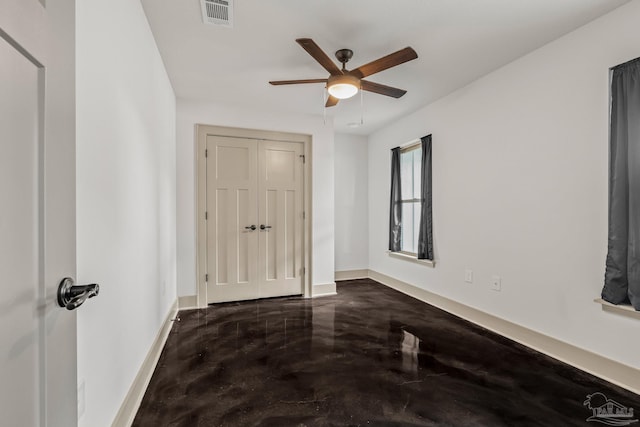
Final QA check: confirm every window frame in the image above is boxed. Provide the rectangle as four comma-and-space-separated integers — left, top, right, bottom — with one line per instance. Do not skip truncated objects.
388, 136, 435, 267
398, 141, 422, 256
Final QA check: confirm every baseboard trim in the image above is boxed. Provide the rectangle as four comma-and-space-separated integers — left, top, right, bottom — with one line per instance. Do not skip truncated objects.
368, 270, 640, 395
178, 295, 198, 310
335, 269, 370, 281
111, 299, 178, 427
312, 282, 337, 298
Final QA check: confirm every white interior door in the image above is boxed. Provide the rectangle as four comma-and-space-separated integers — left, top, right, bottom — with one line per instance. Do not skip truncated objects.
206, 136, 259, 302
0, 1, 77, 426
206, 136, 304, 303
258, 140, 304, 298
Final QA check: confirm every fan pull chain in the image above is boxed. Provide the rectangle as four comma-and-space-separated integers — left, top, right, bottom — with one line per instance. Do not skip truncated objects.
323, 87, 327, 125
360, 88, 364, 125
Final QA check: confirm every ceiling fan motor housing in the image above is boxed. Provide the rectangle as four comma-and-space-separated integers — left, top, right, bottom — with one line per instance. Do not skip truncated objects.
327, 74, 360, 88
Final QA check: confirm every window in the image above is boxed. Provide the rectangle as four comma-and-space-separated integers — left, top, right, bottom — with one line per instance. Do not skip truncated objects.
399, 144, 422, 255
389, 135, 433, 261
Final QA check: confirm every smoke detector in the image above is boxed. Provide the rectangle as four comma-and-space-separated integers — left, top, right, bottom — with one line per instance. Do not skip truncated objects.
200, 0, 233, 27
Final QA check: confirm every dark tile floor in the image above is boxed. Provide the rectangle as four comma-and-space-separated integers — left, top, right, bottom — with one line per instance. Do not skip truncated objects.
133, 279, 640, 426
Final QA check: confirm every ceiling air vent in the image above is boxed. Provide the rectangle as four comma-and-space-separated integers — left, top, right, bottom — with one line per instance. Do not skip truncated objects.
201, 0, 233, 27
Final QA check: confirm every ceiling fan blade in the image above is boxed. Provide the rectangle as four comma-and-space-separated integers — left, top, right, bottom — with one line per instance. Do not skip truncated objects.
350, 47, 418, 79
325, 95, 339, 107
361, 80, 407, 98
269, 79, 327, 85
296, 38, 343, 76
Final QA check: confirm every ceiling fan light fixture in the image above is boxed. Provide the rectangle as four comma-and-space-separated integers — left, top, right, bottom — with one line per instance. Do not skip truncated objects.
327, 74, 360, 99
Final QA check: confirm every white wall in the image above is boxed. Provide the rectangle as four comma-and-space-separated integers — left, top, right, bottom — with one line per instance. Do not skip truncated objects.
176, 99, 335, 296
368, 0, 640, 369
335, 134, 369, 272
76, 0, 177, 425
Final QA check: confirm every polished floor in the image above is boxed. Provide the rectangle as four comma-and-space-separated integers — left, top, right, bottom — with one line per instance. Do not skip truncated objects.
133, 279, 640, 426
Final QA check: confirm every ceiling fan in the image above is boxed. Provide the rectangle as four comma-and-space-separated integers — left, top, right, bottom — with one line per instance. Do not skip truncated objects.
269, 38, 418, 107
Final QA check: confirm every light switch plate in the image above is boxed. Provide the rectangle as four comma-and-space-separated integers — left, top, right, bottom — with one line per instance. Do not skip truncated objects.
465, 269, 473, 283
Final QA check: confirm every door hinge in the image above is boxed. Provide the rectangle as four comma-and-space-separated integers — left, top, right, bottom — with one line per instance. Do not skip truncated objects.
301, 267, 305, 275
205, 273, 209, 282
299, 154, 305, 163
205, 211, 208, 220
302, 211, 305, 220
205, 149, 208, 158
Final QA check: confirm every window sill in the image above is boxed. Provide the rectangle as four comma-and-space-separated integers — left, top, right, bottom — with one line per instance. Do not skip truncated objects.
387, 251, 435, 267
594, 298, 640, 320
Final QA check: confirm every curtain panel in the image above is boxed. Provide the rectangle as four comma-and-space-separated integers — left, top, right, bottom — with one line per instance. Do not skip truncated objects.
603, 57, 640, 309
417, 135, 433, 260
388, 147, 402, 251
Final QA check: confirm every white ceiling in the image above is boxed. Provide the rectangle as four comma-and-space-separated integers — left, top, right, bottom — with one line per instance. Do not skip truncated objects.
141, 0, 630, 135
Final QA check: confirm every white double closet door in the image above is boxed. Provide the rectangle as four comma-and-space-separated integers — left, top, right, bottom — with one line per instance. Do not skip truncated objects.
206, 135, 304, 303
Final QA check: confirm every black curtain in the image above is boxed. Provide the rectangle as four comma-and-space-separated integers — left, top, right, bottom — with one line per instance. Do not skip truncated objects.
603, 57, 640, 309
388, 147, 402, 251
417, 135, 433, 260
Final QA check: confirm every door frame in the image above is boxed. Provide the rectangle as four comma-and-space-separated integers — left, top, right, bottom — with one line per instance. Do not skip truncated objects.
195, 124, 312, 307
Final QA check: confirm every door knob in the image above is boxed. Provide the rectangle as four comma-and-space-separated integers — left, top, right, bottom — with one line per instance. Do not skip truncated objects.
57, 277, 99, 311
245, 225, 256, 231
260, 224, 272, 230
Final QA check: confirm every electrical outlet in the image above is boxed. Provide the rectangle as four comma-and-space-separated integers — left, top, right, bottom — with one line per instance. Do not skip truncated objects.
490, 275, 501, 292
464, 269, 473, 283
78, 379, 85, 418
